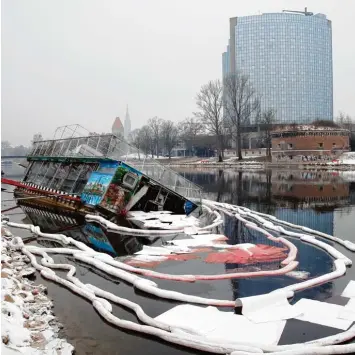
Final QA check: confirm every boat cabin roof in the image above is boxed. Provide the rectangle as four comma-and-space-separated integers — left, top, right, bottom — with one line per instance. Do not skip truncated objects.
28, 125, 202, 200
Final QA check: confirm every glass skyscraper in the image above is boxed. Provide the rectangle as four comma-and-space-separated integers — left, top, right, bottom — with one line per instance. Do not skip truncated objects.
222, 11, 333, 124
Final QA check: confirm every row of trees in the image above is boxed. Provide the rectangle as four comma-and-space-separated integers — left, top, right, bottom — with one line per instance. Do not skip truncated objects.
129, 72, 275, 161
128, 116, 205, 159
195, 72, 275, 161
1, 141, 30, 157
193, 73, 355, 161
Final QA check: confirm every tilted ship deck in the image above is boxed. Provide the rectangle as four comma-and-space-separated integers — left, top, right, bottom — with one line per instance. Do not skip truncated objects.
5, 125, 201, 221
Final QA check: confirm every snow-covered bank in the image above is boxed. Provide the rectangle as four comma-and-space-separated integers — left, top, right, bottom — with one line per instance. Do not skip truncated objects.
1, 224, 74, 355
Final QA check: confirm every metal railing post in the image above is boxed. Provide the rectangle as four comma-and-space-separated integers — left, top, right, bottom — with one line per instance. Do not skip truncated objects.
69, 164, 85, 194
48, 163, 63, 189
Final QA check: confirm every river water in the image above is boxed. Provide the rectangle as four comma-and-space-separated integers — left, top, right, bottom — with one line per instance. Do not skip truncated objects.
2, 168, 355, 354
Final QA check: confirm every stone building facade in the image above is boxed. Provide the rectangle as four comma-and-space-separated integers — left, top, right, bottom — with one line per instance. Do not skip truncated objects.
271, 125, 350, 162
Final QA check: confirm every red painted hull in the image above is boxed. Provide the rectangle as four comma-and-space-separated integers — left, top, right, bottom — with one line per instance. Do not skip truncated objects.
1, 178, 80, 202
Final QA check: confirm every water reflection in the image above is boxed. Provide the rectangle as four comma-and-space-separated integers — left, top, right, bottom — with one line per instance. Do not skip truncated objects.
176, 168, 355, 301
180, 168, 353, 211
18, 203, 150, 257
12, 168, 355, 303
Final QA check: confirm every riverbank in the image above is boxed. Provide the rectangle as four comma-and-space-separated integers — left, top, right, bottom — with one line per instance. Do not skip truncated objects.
1, 221, 74, 355
165, 161, 355, 171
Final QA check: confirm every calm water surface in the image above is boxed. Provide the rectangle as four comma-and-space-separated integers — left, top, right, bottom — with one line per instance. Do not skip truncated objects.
2, 168, 355, 354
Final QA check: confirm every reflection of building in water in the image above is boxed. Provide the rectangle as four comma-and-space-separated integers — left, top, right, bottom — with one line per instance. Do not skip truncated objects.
181, 169, 274, 212
227, 207, 335, 300
272, 170, 350, 210
275, 209, 333, 235
223, 209, 334, 300
217, 170, 341, 300
334, 207, 355, 242
255, 171, 341, 299
175, 169, 348, 301
223, 215, 276, 247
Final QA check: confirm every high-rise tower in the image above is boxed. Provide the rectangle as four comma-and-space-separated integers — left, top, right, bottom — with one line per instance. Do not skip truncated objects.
222, 9, 333, 124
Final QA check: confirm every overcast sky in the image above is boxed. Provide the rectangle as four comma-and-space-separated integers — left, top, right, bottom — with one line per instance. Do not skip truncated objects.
2, 0, 354, 146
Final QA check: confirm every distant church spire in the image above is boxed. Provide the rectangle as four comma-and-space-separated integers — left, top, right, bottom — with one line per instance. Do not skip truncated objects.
124, 104, 131, 140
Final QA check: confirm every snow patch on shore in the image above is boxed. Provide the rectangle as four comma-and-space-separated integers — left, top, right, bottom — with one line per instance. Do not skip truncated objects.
1, 225, 74, 355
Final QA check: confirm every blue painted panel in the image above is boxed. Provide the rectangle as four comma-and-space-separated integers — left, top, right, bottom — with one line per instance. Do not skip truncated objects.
81, 161, 118, 205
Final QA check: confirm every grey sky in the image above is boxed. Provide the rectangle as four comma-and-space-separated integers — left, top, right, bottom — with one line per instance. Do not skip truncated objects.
2, 0, 354, 146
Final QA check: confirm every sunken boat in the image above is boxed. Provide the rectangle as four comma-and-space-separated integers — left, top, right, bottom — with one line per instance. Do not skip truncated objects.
4, 125, 201, 223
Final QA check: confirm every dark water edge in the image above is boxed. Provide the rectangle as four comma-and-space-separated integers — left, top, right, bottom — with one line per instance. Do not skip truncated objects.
2, 168, 355, 354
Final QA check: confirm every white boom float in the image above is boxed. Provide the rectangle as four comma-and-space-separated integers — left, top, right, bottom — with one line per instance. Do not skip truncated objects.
2, 198, 355, 354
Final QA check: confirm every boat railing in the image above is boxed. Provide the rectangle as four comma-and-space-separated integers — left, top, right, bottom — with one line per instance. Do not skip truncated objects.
28, 130, 202, 201
109, 143, 203, 200
28, 134, 120, 160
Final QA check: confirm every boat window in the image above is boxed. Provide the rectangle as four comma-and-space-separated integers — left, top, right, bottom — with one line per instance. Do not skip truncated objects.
48, 163, 68, 190
60, 162, 99, 193
61, 164, 81, 193
59, 140, 71, 156
25, 161, 43, 184
35, 162, 55, 186
23, 161, 35, 182
44, 141, 56, 156
71, 164, 98, 195
122, 172, 139, 190
51, 141, 64, 156
40, 162, 59, 187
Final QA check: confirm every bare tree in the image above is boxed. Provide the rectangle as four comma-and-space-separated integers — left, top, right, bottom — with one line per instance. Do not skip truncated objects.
31, 133, 43, 144
336, 111, 347, 125
1, 141, 12, 156
336, 112, 353, 131
147, 116, 163, 157
180, 117, 203, 155
161, 120, 179, 159
258, 108, 275, 161
12, 145, 29, 156
224, 72, 260, 160
336, 112, 354, 150
128, 128, 142, 160
224, 117, 239, 155
1, 141, 11, 150
138, 125, 154, 158
194, 79, 225, 162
